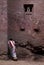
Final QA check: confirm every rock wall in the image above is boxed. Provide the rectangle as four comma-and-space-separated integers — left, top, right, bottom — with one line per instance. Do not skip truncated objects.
8, 0, 44, 46
0, 0, 44, 59
0, 0, 8, 54
7, 0, 44, 58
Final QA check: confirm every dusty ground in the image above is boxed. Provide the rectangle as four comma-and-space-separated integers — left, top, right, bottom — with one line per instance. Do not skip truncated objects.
0, 59, 44, 65
0, 55, 44, 65
0, 60, 44, 65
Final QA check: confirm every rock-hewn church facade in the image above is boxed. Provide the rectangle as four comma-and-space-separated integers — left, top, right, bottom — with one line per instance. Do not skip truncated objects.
0, 0, 44, 58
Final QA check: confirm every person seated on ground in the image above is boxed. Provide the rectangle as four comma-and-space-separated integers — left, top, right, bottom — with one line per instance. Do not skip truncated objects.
8, 38, 17, 61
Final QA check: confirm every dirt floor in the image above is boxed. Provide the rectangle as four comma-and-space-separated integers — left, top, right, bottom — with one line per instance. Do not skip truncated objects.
0, 55, 44, 65
0, 60, 44, 65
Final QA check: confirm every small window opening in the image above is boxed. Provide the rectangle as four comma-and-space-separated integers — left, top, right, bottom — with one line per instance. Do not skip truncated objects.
24, 4, 33, 12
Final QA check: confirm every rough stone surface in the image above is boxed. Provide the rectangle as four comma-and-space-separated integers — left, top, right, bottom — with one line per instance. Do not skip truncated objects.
0, 0, 44, 59
8, 0, 44, 45
0, 0, 8, 55
7, 0, 44, 58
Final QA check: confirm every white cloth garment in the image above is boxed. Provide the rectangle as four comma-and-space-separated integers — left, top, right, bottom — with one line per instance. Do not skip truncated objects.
8, 40, 17, 58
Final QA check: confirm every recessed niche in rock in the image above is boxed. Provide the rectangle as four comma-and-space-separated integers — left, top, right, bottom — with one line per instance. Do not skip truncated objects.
34, 28, 40, 33
20, 27, 25, 31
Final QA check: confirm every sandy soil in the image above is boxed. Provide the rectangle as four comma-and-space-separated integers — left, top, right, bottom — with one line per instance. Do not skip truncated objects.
0, 59, 44, 65
0, 55, 44, 65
